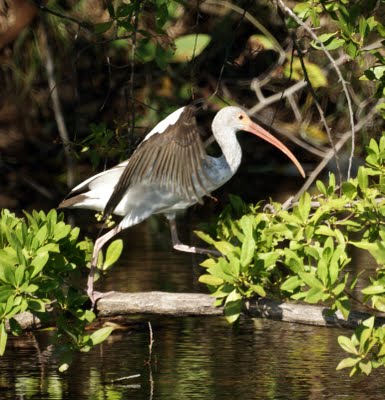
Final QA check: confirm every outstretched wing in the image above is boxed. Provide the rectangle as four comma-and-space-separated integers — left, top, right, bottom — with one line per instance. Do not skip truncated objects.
103, 106, 211, 218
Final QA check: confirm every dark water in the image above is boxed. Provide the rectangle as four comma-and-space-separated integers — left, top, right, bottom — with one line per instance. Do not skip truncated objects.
1, 216, 385, 399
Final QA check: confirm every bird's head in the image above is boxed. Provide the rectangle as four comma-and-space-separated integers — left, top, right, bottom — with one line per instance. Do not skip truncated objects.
212, 106, 306, 178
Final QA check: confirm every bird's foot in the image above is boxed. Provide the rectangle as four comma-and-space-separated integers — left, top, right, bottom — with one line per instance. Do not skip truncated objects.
173, 243, 221, 257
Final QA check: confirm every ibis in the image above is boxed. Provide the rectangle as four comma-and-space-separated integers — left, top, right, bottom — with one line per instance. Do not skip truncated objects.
59, 105, 305, 303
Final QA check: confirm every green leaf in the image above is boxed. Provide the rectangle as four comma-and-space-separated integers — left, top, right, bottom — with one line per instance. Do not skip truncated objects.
336, 298, 351, 320
224, 290, 242, 324
170, 34, 211, 63
199, 274, 224, 286
0, 249, 17, 270
336, 357, 360, 370
30, 252, 49, 278
1, 264, 16, 286
0, 323, 7, 356
53, 222, 71, 241
283, 58, 327, 88
281, 276, 303, 292
194, 230, 215, 245
332, 282, 346, 296
359, 361, 372, 375
250, 284, 266, 297
363, 316, 375, 329
200, 258, 217, 269
240, 235, 255, 268
311, 32, 344, 50
28, 299, 47, 312
213, 241, 236, 256
305, 287, 324, 303
14, 265, 24, 287
0, 287, 15, 302
102, 240, 123, 270
31, 225, 48, 250
90, 326, 114, 346
338, 335, 358, 355
329, 247, 345, 285
316, 180, 327, 195
298, 192, 311, 222
9, 318, 22, 336
317, 259, 328, 286
299, 272, 324, 290
362, 285, 385, 295
358, 166, 368, 191
342, 181, 357, 199
207, 260, 235, 283
239, 215, 254, 237
94, 21, 113, 34
315, 225, 336, 237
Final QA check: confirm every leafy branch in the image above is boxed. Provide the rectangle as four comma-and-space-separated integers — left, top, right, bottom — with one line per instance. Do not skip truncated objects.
197, 134, 385, 376
0, 209, 122, 371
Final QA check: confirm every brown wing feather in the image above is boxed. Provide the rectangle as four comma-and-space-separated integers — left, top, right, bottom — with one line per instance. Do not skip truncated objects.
103, 106, 211, 218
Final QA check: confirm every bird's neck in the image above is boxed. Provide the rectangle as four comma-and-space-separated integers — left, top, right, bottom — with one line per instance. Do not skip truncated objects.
214, 127, 242, 175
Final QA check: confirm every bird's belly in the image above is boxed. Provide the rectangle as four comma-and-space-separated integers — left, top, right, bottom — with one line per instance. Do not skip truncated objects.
114, 183, 196, 229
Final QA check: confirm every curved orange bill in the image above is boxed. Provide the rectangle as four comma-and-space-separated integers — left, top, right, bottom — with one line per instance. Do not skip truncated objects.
243, 118, 306, 178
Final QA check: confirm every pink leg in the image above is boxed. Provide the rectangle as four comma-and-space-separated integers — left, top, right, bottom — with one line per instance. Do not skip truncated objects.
87, 225, 123, 306
168, 216, 220, 256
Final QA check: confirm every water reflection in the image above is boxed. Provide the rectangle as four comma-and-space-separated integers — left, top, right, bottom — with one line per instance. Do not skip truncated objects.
1, 215, 385, 399
2, 317, 385, 399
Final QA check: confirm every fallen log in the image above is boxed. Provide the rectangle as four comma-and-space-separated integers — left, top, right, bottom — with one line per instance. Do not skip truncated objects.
97, 291, 385, 329
7, 292, 385, 331
97, 291, 222, 317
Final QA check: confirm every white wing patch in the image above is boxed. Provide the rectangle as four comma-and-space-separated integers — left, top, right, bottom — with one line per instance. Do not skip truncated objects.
70, 160, 128, 193
143, 107, 185, 141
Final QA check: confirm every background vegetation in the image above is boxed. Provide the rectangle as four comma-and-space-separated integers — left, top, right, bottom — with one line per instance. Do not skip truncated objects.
1, 0, 385, 376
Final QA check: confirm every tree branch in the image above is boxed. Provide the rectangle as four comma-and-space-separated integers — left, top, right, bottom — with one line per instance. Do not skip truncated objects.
40, 22, 76, 188
275, 0, 356, 180
293, 101, 381, 202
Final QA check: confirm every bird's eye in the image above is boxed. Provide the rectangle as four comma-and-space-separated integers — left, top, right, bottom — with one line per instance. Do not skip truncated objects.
238, 114, 244, 120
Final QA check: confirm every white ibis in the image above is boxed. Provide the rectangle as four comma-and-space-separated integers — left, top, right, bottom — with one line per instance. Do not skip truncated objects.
59, 105, 305, 304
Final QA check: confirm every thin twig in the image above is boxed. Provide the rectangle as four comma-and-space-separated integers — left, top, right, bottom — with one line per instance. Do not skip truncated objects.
293, 102, 381, 202
291, 33, 342, 188
99, 53, 112, 112
275, 0, 356, 180
32, 2, 93, 31
204, 0, 250, 101
249, 80, 307, 114
40, 22, 75, 189
204, 0, 286, 98
130, 2, 140, 137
